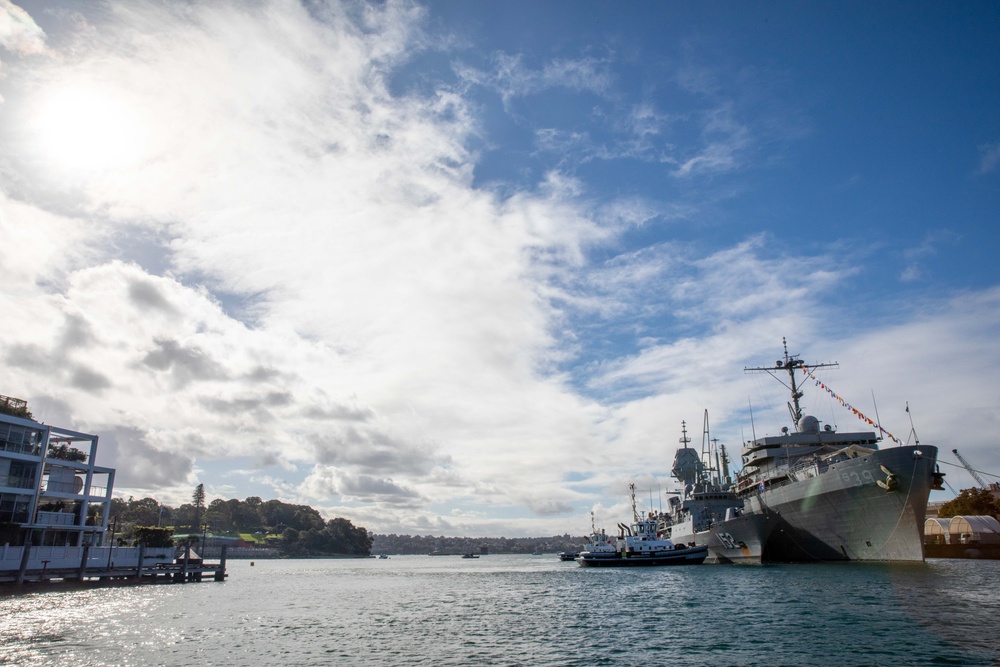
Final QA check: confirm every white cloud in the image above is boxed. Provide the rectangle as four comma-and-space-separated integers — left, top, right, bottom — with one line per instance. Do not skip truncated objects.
481, 52, 613, 106
671, 104, 750, 177
900, 230, 960, 282
0, 0, 46, 56
978, 141, 1000, 174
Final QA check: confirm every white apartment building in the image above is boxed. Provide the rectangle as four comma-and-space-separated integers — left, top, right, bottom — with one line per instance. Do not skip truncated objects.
0, 396, 114, 547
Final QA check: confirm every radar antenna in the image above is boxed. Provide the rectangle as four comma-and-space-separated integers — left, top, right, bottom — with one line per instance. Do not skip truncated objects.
744, 337, 838, 428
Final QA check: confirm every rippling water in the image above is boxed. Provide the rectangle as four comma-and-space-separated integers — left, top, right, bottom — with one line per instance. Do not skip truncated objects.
0, 556, 997, 666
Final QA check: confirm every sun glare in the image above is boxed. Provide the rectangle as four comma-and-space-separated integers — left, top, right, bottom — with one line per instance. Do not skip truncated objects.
32, 86, 147, 173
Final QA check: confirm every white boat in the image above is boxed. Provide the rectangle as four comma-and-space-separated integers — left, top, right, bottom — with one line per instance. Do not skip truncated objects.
577, 487, 708, 567
573, 512, 618, 563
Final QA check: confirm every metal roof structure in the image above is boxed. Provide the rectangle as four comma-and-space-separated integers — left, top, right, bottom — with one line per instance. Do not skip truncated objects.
925, 515, 1000, 544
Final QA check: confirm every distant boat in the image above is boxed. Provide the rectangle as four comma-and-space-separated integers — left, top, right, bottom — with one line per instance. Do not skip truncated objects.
461, 553, 479, 559
571, 511, 618, 564
378, 553, 389, 559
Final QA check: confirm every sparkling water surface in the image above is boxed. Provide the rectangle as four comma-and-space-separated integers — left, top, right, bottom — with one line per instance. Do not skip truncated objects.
0, 555, 997, 666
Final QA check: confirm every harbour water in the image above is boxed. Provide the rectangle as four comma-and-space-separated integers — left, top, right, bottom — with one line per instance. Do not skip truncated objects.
1, 555, 997, 666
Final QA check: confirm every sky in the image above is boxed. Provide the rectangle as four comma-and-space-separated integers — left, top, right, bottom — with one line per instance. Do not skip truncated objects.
1, 0, 998, 538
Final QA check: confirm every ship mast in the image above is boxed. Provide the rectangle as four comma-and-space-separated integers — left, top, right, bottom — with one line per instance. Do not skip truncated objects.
745, 337, 838, 429
629, 483, 639, 522
700, 410, 717, 486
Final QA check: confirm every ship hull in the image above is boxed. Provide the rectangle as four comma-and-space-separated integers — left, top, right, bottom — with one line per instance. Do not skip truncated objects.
576, 545, 708, 567
671, 513, 773, 564
744, 445, 937, 562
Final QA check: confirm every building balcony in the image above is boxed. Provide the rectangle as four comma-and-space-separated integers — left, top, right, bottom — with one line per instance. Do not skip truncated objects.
36, 511, 79, 527
0, 475, 36, 491
0, 440, 43, 457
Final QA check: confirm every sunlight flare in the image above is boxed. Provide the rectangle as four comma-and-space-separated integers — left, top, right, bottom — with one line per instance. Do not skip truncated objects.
31, 85, 148, 172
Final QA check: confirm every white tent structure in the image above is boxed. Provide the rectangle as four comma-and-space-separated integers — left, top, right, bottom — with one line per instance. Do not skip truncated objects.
924, 515, 1000, 545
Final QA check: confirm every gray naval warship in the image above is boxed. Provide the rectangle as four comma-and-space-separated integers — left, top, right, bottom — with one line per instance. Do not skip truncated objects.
665, 415, 773, 564
731, 340, 946, 562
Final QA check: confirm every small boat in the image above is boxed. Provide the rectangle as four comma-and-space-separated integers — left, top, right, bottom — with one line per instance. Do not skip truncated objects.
558, 552, 579, 561
378, 553, 389, 559
461, 553, 479, 559
577, 485, 708, 567
571, 511, 618, 563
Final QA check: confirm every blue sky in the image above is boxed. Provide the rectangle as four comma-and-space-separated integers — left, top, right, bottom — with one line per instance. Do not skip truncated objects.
1, 0, 998, 536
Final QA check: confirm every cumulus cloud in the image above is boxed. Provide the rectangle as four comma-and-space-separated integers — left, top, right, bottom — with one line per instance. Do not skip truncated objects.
0, 0, 608, 528
300, 464, 421, 504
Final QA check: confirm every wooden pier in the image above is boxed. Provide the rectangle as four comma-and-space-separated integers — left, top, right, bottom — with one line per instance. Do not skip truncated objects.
0, 544, 228, 588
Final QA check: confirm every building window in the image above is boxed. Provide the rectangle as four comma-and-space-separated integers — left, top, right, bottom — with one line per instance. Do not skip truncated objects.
0, 493, 32, 523
0, 424, 42, 456
3, 461, 37, 489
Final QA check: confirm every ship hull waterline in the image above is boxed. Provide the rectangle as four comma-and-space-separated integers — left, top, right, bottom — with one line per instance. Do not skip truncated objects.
671, 513, 773, 565
575, 545, 708, 567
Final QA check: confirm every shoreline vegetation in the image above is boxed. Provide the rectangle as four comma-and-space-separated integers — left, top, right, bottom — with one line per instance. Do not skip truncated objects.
111, 494, 586, 558
110, 493, 372, 558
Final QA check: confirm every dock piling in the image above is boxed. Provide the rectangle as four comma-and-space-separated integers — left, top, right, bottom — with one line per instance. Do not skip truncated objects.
15, 542, 30, 586
135, 544, 146, 580
215, 546, 227, 581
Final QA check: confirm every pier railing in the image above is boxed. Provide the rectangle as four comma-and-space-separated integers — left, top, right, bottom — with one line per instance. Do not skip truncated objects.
0, 544, 174, 572
0, 544, 228, 586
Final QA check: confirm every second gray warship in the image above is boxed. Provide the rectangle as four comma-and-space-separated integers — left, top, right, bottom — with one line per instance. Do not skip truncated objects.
665, 415, 772, 564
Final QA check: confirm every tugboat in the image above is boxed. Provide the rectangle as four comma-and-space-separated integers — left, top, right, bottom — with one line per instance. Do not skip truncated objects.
566, 512, 616, 563
577, 485, 707, 567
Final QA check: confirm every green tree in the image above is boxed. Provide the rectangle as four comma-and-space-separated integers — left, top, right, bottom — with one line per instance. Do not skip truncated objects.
122, 497, 163, 527
235, 496, 264, 532
133, 526, 174, 548
939, 488, 1000, 521
171, 503, 197, 531
47, 443, 87, 461
192, 483, 206, 530
204, 498, 233, 532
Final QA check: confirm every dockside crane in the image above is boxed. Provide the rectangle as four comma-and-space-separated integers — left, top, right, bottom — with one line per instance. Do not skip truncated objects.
952, 449, 989, 490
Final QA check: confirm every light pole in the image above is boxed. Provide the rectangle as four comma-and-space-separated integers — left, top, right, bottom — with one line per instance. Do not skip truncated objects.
106, 516, 117, 571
